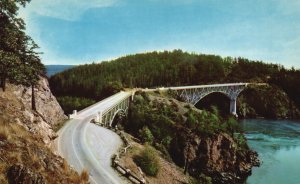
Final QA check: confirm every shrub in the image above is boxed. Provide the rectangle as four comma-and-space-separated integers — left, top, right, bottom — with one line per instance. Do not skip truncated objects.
186, 110, 197, 129
234, 133, 249, 150
133, 146, 160, 176
62, 159, 69, 172
139, 126, 154, 144
198, 173, 212, 184
166, 89, 178, 99
226, 116, 240, 133
161, 135, 172, 147
134, 95, 145, 104
0, 125, 10, 141
80, 169, 89, 183
188, 177, 200, 184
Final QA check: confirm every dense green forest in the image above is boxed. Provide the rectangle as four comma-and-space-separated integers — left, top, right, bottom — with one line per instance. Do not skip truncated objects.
49, 50, 300, 116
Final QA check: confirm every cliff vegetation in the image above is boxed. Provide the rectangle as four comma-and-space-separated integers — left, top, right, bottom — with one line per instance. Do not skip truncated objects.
120, 92, 259, 183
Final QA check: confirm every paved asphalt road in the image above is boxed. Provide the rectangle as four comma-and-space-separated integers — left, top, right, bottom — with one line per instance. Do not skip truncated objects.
57, 92, 131, 184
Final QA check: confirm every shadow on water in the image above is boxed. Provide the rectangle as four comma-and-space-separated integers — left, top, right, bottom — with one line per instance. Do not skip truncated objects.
240, 119, 300, 184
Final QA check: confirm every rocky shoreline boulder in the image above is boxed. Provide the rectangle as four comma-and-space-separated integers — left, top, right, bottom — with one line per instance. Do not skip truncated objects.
171, 132, 260, 183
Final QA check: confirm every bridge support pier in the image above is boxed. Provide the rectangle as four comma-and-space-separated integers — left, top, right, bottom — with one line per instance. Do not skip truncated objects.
96, 111, 103, 124
131, 91, 135, 101
230, 98, 237, 116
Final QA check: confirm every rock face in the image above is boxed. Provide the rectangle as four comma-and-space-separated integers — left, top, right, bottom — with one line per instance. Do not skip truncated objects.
238, 85, 300, 119
129, 93, 260, 183
0, 77, 88, 184
194, 133, 259, 183
0, 77, 66, 144
13, 77, 66, 126
171, 132, 260, 184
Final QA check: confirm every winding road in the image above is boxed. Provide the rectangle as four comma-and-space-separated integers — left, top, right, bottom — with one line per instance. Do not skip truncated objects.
57, 92, 131, 184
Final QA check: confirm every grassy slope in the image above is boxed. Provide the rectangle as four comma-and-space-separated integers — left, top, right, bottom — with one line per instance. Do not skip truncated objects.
0, 120, 88, 184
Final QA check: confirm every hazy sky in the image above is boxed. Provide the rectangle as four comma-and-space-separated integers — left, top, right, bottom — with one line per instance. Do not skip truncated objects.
19, 0, 300, 68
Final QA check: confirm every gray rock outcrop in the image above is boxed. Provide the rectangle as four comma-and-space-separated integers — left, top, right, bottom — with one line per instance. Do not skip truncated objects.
0, 77, 66, 144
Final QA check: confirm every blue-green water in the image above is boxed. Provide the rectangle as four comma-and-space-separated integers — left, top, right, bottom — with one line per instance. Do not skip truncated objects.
240, 119, 300, 184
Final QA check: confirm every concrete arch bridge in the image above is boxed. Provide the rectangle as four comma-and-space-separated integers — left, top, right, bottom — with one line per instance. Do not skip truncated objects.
70, 83, 255, 127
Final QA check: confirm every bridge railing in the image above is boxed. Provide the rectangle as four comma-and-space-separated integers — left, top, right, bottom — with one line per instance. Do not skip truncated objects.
102, 94, 131, 115
95, 92, 131, 126
78, 92, 123, 115
169, 83, 249, 90
141, 83, 249, 92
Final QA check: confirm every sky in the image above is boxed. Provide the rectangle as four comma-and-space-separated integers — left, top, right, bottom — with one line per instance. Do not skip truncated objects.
19, 0, 300, 68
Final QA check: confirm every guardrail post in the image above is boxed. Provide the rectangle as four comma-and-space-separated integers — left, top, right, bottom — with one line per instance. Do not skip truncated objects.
69, 110, 77, 119
125, 169, 131, 177
99, 111, 103, 125
131, 91, 135, 101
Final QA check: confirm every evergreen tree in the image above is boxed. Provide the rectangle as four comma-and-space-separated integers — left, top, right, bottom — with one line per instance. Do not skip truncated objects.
0, 0, 45, 110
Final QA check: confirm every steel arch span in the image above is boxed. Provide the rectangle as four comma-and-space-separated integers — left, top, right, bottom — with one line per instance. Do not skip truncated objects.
141, 83, 249, 115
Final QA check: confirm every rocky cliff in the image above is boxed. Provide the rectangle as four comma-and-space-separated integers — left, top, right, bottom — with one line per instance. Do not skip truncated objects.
0, 77, 88, 184
237, 85, 300, 119
0, 77, 66, 144
125, 92, 260, 183
171, 132, 260, 183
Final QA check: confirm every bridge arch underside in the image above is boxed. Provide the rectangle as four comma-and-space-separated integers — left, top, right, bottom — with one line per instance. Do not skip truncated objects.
195, 92, 231, 116
110, 109, 126, 127
179, 86, 244, 115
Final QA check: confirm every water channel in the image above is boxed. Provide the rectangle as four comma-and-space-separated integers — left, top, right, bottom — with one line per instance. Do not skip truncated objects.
241, 119, 300, 184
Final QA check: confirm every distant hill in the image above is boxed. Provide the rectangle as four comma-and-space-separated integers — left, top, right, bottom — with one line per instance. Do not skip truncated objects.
49, 50, 283, 100
46, 65, 75, 77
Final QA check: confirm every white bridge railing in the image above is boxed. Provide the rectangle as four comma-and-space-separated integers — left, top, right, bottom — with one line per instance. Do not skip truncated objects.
96, 96, 131, 127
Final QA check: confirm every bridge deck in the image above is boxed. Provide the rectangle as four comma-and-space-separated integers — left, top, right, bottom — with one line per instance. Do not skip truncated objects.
77, 91, 132, 117
141, 83, 248, 91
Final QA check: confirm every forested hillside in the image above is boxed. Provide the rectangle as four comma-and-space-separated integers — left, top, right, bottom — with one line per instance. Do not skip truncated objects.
49, 50, 300, 115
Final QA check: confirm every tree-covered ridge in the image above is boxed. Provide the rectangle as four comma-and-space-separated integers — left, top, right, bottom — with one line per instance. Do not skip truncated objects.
50, 50, 300, 110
